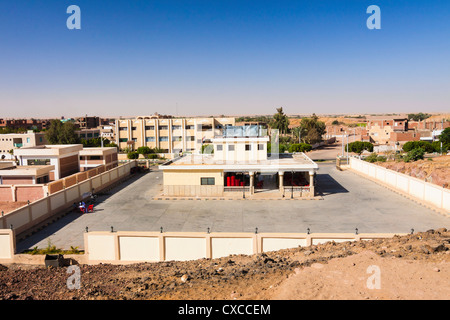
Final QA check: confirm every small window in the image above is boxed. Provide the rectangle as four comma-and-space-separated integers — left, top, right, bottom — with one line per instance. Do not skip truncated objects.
145, 126, 155, 130
146, 137, 155, 142
258, 144, 264, 150
228, 145, 235, 151
201, 177, 215, 185
216, 145, 223, 151
245, 144, 251, 151
119, 138, 128, 142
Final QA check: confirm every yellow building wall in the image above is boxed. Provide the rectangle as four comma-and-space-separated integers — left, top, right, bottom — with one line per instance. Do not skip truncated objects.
163, 169, 224, 186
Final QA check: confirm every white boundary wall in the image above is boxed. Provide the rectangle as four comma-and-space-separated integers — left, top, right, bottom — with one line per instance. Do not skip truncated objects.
84, 231, 402, 264
0, 229, 15, 262
350, 157, 450, 212
0, 161, 137, 237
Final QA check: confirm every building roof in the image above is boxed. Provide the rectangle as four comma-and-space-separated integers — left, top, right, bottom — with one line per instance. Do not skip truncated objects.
160, 153, 318, 172
13, 144, 83, 157
0, 165, 55, 177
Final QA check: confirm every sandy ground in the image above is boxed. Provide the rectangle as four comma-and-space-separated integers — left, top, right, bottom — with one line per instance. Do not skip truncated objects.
1, 228, 449, 300
272, 250, 449, 300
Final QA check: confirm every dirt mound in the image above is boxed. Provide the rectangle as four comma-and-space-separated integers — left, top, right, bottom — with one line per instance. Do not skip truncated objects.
376, 155, 450, 188
0, 229, 449, 300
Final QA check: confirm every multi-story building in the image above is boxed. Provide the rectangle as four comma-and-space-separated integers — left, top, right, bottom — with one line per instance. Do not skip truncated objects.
115, 115, 235, 155
0, 131, 47, 160
14, 144, 83, 181
0, 118, 51, 131
366, 116, 409, 145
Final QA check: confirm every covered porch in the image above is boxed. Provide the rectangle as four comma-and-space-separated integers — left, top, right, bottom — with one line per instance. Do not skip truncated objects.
223, 169, 315, 198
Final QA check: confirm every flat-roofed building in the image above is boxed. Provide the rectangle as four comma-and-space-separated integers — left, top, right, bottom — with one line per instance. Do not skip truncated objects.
115, 116, 235, 155
0, 165, 54, 185
13, 144, 83, 181
160, 125, 319, 198
0, 131, 47, 160
79, 147, 118, 172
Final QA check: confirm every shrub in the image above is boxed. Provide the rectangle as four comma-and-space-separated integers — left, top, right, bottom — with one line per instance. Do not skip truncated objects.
364, 153, 378, 163
288, 143, 312, 153
145, 153, 159, 159
403, 148, 425, 162
127, 151, 139, 159
137, 146, 152, 155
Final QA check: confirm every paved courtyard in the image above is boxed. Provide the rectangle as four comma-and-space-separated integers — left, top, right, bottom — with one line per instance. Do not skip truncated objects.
16, 163, 450, 252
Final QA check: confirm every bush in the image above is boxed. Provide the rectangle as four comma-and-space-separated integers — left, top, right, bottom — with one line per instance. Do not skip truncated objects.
146, 154, 159, 159
127, 151, 139, 159
403, 148, 425, 162
137, 146, 152, 155
364, 153, 378, 163
402, 141, 433, 153
376, 156, 387, 162
288, 143, 312, 153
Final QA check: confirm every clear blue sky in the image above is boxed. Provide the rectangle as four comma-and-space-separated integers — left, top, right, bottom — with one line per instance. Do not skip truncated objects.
0, 0, 449, 118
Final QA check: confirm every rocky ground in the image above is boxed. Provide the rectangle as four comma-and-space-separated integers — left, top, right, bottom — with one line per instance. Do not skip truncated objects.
0, 228, 449, 300
376, 155, 450, 189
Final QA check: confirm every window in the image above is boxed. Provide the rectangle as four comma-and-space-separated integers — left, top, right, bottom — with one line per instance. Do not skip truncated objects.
186, 136, 195, 141
145, 126, 155, 130
27, 159, 51, 166
245, 144, 251, 151
172, 125, 182, 130
119, 127, 127, 131
146, 137, 155, 142
185, 125, 195, 130
258, 144, 264, 151
131, 127, 137, 130
228, 145, 235, 151
119, 138, 128, 142
172, 136, 182, 141
26, 138, 30, 143
201, 177, 215, 185
159, 136, 169, 142
90, 156, 102, 160
159, 126, 168, 131
216, 145, 223, 151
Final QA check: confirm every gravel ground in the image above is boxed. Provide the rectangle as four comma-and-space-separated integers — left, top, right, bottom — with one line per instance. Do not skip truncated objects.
0, 228, 449, 300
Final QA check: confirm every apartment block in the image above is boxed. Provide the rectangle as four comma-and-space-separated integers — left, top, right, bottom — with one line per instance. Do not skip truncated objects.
0, 131, 47, 160
115, 116, 235, 154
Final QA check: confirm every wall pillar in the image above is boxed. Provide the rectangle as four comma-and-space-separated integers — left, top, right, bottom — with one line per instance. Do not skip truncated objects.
309, 171, 315, 197
249, 171, 254, 195
278, 171, 284, 193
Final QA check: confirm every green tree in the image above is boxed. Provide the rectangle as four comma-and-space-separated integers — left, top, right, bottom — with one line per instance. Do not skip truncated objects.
407, 113, 431, 121
439, 127, 450, 145
402, 141, 433, 153
297, 114, 326, 144
45, 120, 80, 144
404, 148, 425, 162
270, 107, 289, 134
346, 141, 374, 154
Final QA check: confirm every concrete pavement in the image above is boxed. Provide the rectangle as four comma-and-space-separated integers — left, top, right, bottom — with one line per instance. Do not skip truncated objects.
16, 163, 450, 252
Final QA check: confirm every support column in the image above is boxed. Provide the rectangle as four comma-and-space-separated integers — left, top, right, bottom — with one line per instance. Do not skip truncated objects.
309, 171, 315, 197
249, 171, 254, 195
278, 171, 284, 193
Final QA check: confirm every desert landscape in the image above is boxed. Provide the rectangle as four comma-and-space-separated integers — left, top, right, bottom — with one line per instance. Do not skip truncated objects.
1, 229, 448, 300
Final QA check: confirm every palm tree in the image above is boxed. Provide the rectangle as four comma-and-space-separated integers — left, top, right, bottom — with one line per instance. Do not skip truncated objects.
270, 107, 289, 134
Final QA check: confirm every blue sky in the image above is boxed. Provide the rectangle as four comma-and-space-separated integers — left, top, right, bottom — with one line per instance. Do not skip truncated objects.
0, 0, 449, 118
